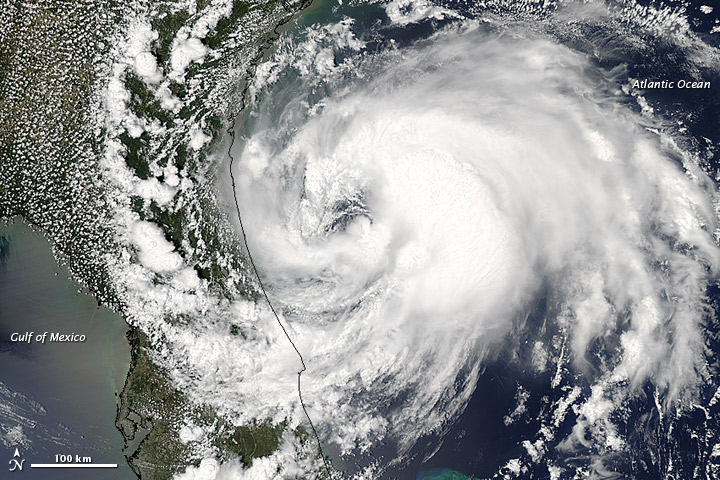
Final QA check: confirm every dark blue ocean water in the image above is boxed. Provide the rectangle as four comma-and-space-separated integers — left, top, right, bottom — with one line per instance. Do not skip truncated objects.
0, 219, 134, 480
251, 1, 720, 477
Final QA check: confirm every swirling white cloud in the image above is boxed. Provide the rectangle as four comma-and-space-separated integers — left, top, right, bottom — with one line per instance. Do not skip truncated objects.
231, 19, 720, 469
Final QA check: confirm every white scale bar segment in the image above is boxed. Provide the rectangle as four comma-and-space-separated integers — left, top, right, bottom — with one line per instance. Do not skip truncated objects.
31, 464, 118, 468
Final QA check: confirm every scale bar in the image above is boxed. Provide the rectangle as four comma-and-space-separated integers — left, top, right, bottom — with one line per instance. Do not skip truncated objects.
31, 464, 118, 468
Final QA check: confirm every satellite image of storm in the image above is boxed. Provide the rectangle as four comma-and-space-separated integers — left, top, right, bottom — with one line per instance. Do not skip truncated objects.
1, 0, 720, 479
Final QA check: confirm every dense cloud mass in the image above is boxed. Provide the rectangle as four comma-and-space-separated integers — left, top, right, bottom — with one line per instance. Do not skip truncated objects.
232, 18, 720, 473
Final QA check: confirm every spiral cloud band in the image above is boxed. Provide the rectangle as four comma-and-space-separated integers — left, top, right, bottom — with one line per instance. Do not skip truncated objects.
231, 20, 720, 473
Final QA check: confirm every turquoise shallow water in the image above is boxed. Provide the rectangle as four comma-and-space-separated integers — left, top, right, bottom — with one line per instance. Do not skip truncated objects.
0, 218, 134, 479
416, 467, 476, 479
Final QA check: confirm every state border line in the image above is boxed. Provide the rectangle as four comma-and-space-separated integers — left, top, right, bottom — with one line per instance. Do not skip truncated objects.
225, 7, 336, 473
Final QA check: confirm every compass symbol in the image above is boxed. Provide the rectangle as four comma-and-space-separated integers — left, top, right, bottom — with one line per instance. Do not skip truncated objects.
8, 448, 24, 472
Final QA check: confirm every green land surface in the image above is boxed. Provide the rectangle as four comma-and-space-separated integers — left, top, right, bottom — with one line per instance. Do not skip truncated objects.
0, 1, 317, 478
